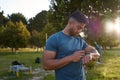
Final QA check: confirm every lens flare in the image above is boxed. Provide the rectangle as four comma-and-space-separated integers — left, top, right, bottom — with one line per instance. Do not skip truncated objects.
115, 18, 120, 35
105, 17, 120, 36
105, 21, 114, 33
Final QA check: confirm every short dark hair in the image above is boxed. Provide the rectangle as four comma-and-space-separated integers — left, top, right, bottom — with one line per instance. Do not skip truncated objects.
69, 10, 89, 24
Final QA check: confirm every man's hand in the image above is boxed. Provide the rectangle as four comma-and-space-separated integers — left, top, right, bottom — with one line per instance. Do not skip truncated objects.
70, 50, 85, 62
82, 54, 92, 65
85, 45, 100, 61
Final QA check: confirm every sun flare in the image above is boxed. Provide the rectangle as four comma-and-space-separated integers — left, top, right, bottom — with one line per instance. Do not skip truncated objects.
115, 18, 120, 34
105, 17, 120, 35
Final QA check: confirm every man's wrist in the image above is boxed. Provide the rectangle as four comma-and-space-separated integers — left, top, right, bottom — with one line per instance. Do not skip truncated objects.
89, 53, 93, 60
89, 53, 99, 60
65, 55, 73, 62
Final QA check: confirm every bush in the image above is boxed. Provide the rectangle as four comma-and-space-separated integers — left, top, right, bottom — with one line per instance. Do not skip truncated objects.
86, 61, 96, 69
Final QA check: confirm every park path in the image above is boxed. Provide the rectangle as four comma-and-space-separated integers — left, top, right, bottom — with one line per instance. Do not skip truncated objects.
0, 68, 54, 80
29, 68, 54, 80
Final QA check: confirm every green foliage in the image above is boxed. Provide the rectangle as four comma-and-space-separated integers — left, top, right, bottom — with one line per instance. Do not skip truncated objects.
42, 23, 56, 37
0, 26, 6, 46
86, 61, 96, 69
29, 30, 41, 47
28, 10, 48, 32
28, 22, 56, 48
40, 23, 57, 47
1, 21, 30, 49
8, 13, 27, 25
0, 11, 9, 26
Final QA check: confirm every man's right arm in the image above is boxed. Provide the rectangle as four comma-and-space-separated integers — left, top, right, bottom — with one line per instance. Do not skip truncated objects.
43, 50, 85, 70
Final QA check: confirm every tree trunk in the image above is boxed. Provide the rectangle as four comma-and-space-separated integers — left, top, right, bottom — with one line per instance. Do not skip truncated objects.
36, 47, 39, 52
110, 46, 112, 49
11, 48, 14, 52
15, 48, 17, 54
15, 48, 18, 54
102, 46, 106, 53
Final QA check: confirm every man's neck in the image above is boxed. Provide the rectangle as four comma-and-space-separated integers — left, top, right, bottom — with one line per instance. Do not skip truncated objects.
62, 26, 70, 36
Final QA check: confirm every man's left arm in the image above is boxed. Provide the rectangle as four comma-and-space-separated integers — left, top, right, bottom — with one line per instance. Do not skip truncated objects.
85, 45, 100, 60
82, 45, 100, 65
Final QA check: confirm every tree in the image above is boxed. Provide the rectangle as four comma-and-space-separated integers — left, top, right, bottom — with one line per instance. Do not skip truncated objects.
28, 10, 48, 32
29, 30, 41, 52
50, 0, 119, 24
43, 23, 56, 37
0, 26, 5, 47
1, 21, 30, 53
0, 11, 8, 27
49, 0, 120, 30
8, 13, 27, 25
40, 23, 56, 47
29, 23, 56, 51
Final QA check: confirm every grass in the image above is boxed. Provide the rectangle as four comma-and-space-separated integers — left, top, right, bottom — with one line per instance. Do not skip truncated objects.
0, 48, 44, 52
43, 74, 55, 80
0, 49, 120, 80
86, 50, 120, 80
0, 52, 43, 80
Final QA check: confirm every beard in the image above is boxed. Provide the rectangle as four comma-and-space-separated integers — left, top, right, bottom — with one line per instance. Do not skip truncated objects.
69, 28, 79, 37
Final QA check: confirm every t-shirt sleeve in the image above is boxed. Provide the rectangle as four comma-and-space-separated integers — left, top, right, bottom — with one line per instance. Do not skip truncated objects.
82, 39, 88, 50
45, 35, 58, 52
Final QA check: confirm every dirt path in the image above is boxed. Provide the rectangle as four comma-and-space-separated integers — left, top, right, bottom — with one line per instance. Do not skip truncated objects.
0, 68, 54, 80
29, 68, 54, 80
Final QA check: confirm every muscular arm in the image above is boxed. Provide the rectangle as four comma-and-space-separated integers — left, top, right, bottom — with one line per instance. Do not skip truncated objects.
43, 50, 72, 70
43, 50, 85, 70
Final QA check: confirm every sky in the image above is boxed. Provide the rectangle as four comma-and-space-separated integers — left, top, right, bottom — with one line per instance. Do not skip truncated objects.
0, 0, 50, 19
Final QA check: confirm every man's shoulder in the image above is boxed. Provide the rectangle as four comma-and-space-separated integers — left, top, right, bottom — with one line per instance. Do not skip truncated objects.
53, 31, 62, 36
76, 36, 87, 42
49, 31, 62, 38
47, 31, 62, 41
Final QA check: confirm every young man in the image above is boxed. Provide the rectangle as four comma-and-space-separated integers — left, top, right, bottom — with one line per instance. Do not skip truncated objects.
43, 11, 100, 80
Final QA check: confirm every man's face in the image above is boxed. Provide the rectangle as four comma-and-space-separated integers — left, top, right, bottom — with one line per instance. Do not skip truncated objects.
69, 21, 86, 36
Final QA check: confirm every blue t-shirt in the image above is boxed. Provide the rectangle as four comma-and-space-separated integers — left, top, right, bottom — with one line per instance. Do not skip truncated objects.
45, 31, 88, 80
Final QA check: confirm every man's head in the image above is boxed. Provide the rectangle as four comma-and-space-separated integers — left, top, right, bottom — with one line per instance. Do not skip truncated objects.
67, 10, 88, 36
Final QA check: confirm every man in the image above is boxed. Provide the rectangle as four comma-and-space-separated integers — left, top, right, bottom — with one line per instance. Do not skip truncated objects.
43, 10, 100, 80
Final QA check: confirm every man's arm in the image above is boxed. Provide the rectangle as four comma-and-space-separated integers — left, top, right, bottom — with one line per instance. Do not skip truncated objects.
85, 45, 100, 60
43, 50, 85, 70
43, 50, 72, 70
82, 45, 100, 65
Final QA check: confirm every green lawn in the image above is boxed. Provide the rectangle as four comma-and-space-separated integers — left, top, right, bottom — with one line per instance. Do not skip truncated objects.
86, 50, 120, 80
0, 52, 43, 80
0, 49, 120, 80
